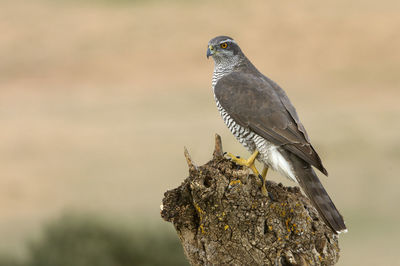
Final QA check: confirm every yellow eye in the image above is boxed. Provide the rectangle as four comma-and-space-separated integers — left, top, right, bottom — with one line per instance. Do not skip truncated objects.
220, 42, 228, 49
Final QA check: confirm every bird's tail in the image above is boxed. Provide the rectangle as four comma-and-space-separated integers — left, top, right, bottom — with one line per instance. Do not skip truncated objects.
289, 154, 347, 234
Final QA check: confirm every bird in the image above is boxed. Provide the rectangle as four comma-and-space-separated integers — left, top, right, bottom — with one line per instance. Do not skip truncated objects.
207, 35, 347, 234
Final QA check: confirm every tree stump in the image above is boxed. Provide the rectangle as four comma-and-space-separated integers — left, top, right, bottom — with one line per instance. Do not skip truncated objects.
161, 134, 341, 265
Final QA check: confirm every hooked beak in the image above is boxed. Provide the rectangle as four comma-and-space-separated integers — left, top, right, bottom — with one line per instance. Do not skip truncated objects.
206, 45, 215, 59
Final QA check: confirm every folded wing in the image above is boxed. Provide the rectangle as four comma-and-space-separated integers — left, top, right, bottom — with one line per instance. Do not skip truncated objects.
214, 72, 328, 176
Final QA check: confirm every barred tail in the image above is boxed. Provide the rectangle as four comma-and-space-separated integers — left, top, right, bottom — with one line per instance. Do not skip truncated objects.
289, 154, 347, 234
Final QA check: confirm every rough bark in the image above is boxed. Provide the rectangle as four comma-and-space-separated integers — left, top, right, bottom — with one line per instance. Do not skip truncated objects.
161, 134, 341, 266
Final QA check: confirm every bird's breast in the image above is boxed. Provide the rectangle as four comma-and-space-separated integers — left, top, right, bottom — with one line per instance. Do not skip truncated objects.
215, 99, 256, 152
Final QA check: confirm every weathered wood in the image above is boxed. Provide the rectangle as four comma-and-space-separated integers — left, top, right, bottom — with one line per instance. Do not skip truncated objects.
161, 135, 341, 265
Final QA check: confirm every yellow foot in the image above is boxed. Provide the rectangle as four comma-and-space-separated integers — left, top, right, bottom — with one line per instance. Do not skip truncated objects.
225, 150, 259, 172
225, 151, 269, 196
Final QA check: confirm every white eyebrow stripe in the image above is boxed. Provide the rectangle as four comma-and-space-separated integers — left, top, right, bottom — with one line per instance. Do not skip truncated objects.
219, 39, 236, 44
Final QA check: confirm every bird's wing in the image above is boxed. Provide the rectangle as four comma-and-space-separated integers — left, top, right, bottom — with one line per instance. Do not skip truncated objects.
214, 71, 328, 175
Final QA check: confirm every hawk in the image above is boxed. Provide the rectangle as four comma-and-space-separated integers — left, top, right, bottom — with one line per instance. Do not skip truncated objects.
207, 36, 347, 234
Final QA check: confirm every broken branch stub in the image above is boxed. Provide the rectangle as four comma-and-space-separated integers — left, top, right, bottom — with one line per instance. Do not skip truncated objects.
161, 134, 341, 265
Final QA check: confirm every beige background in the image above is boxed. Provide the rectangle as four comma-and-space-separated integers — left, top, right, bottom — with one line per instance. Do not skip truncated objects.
1, 0, 399, 264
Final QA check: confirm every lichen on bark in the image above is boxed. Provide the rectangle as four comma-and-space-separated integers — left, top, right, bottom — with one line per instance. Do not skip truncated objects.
161, 134, 341, 265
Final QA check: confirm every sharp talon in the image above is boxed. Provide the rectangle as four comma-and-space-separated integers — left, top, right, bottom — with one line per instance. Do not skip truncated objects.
268, 191, 275, 201
258, 174, 263, 183
223, 152, 227, 155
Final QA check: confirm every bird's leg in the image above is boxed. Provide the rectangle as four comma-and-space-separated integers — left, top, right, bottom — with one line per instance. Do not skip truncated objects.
226, 150, 268, 196
260, 166, 269, 196
225, 150, 259, 171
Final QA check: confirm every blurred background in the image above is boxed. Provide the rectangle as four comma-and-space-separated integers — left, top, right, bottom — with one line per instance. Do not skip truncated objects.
1, 0, 399, 265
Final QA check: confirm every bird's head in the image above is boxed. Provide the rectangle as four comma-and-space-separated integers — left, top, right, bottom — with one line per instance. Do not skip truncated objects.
207, 36, 243, 64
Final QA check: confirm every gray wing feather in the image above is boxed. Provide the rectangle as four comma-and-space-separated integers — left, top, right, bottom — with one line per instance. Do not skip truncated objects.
263, 75, 311, 143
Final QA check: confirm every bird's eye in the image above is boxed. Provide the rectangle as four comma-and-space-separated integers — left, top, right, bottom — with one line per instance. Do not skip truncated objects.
220, 42, 228, 49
